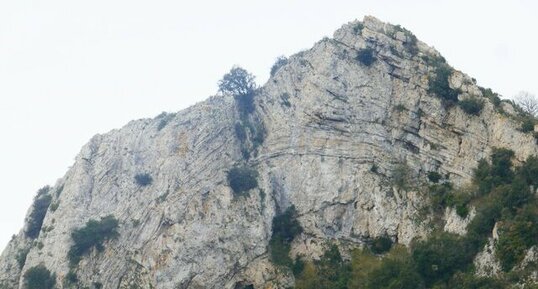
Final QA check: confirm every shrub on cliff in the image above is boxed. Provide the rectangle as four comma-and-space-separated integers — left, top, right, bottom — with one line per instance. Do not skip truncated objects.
26, 186, 52, 239
495, 203, 538, 271
356, 48, 376, 66
218, 67, 258, 116
428, 62, 459, 107
520, 117, 536, 133
68, 215, 119, 265
369, 236, 393, 254
134, 173, 153, 186
412, 233, 475, 287
23, 265, 56, 289
459, 98, 484, 116
227, 166, 258, 196
269, 206, 303, 267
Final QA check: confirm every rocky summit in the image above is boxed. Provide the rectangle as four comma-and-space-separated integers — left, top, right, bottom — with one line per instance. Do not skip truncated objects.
1, 16, 537, 289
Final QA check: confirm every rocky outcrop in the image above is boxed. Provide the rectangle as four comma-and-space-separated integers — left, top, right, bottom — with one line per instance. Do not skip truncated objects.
1, 16, 537, 289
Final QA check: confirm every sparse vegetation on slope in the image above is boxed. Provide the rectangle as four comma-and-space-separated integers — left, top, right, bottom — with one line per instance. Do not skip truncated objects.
281, 147, 538, 288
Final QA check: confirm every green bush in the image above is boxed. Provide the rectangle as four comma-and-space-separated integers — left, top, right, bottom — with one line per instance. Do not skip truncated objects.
520, 117, 535, 133
496, 203, 538, 271
474, 148, 515, 195
15, 248, 30, 269
26, 186, 52, 239
369, 236, 393, 254
280, 93, 291, 107
294, 244, 351, 289
68, 215, 119, 265
227, 166, 258, 196
49, 202, 59, 212
517, 156, 538, 187
448, 272, 507, 289
479, 87, 502, 108
459, 98, 484, 116
428, 63, 459, 107
392, 163, 412, 190
367, 249, 423, 289
445, 192, 472, 218
394, 104, 406, 112
23, 265, 56, 289
428, 182, 454, 213
134, 173, 153, 186
466, 192, 503, 252
356, 48, 376, 66
490, 148, 515, 185
412, 232, 474, 287
427, 171, 442, 183
269, 206, 303, 267
315, 245, 351, 289
473, 159, 493, 196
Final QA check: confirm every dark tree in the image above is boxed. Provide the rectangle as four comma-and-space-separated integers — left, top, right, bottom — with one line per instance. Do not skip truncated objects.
218, 67, 258, 115
218, 67, 257, 98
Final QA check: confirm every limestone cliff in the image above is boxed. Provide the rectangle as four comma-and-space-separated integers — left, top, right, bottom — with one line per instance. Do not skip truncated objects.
1, 16, 537, 289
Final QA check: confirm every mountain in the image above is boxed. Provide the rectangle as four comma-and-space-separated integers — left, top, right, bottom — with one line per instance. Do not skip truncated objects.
1, 16, 537, 289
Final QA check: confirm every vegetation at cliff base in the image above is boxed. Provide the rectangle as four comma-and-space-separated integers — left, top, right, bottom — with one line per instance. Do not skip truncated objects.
295, 244, 351, 289
368, 236, 393, 254
68, 215, 119, 265
271, 148, 538, 289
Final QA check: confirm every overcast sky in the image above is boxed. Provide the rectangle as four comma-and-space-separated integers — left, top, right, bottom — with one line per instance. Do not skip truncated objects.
0, 0, 537, 250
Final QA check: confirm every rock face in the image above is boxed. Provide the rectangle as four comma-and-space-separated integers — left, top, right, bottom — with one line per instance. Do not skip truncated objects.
1, 16, 537, 289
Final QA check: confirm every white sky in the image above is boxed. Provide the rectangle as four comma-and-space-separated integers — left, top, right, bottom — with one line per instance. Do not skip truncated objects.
0, 0, 537, 250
